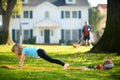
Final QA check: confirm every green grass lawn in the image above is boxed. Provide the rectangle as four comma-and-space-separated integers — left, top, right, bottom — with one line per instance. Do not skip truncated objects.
0, 44, 120, 80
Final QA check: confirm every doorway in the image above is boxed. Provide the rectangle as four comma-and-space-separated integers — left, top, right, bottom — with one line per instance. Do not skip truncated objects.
44, 30, 50, 43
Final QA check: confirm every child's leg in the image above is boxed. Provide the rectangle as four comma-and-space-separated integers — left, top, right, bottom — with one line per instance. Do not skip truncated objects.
37, 49, 65, 66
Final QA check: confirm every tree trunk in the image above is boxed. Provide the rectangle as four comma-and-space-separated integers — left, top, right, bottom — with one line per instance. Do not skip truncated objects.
6, 18, 15, 45
0, 14, 9, 44
90, 0, 120, 53
0, 0, 17, 45
0, 11, 14, 45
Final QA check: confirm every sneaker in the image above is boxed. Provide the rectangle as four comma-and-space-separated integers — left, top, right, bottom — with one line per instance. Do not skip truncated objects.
64, 63, 69, 70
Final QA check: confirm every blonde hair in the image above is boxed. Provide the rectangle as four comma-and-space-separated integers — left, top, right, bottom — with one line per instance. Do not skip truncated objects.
11, 44, 23, 56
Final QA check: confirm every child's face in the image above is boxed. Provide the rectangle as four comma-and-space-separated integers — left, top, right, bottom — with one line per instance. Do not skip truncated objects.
12, 48, 18, 54
12, 47, 20, 58
14, 51, 21, 58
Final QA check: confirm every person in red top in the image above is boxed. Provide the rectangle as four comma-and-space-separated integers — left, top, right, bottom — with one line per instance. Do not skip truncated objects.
82, 21, 92, 48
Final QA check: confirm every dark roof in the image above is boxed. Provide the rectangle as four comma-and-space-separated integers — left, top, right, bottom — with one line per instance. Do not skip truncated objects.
23, 0, 89, 7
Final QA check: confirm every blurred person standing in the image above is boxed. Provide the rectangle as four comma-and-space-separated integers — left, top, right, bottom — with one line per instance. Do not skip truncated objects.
82, 21, 92, 48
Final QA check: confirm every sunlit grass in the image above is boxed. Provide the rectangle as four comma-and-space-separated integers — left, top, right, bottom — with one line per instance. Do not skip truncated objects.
0, 44, 120, 80
0, 44, 91, 53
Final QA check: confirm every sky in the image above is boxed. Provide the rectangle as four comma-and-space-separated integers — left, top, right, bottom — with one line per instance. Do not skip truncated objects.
88, 0, 107, 7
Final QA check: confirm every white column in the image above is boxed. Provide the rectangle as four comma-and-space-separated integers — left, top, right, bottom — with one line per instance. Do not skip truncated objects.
19, 17, 22, 44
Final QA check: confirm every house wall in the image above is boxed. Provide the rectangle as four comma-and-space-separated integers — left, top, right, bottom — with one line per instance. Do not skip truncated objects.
11, 2, 89, 44
33, 2, 61, 25
59, 6, 89, 29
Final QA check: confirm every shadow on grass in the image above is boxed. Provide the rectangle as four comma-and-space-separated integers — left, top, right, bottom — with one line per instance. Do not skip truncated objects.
110, 71, 120, 80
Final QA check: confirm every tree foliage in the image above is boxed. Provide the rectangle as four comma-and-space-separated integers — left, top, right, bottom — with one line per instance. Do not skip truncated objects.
13, 0, 22, 17
89, 8, 104, 42
89, 8, 104, 33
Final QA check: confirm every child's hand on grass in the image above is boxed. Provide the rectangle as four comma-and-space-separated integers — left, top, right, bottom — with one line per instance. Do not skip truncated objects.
18, 66, 22, 69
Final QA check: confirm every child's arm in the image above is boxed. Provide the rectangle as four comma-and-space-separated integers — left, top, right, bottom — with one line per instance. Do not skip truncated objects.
18, 53, 25, 68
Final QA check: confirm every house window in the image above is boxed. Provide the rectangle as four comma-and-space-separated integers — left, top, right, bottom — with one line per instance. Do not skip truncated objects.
61, 10, 81, 19
66, 0, 75, 4
79, 29, 82, 38
65, 11, 70, 18
72, 11, 77, 18
65, 30, 71, 42
24, 11, 29, 18
45, 11, 49, 19
23, 11, 33, 19
24, 30, 29, 40
72, 30, 78, 42
63, 29, 80, 44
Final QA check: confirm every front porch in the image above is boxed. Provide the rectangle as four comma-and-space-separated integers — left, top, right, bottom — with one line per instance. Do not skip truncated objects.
34, 19, 60, 44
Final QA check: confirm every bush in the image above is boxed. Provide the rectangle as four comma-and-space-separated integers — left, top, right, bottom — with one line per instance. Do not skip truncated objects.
59, 39, 64, 45
23, 37, 36, 44
66, 40, 72, 45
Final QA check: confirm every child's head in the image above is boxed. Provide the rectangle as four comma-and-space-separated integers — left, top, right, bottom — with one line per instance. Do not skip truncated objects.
11, 44, 22, 57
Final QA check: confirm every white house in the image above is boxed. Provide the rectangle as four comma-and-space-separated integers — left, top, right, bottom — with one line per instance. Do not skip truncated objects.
11, 0, 89, 44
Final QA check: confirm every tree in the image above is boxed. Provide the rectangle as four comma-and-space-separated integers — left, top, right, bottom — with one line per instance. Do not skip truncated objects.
89, 8, 104, 42
90, 0, 120, 53
0, 0, 22, 45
